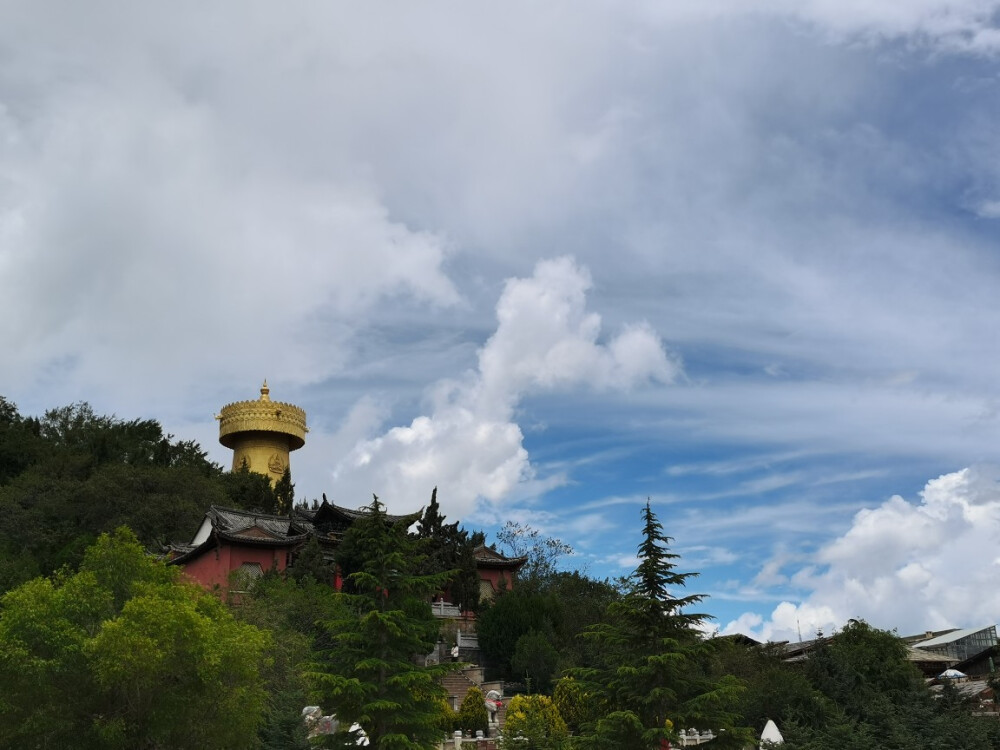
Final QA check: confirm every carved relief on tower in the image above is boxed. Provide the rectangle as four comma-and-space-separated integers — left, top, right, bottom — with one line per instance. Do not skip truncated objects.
268, 453, 285, 476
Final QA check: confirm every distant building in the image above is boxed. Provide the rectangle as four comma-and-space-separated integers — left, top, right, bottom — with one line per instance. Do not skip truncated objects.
778, 624, 999, 681
909, 626, 998, 664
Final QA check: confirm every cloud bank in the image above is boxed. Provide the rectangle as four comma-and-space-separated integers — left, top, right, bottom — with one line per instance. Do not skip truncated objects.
331, 257, 678, 516
724, 465, 1000, 641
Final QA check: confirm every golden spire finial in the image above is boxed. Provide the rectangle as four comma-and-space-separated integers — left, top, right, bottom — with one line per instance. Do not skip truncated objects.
260, 380, 270, 402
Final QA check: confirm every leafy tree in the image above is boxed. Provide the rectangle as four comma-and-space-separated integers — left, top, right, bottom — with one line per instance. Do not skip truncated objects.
478, 571, 619, 684
771, 619, 1000, 750
0, 397, 44, 484
0, 461, 226, 581
496, 521, 573, 590
0, 527, 269, 749
711, 638, 835, 734
540, 571, 621, 670
457, 686, 489, 736
0, 398, 233, 588
238, 570, 349, 749
309, 497, 456, 748
500, 694, 569, 750
804, 619, 922, 722
572, 502, 751, 749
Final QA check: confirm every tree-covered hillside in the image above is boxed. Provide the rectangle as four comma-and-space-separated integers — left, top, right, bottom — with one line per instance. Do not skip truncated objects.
0, 396, 278, 592
2, 396, 998, 749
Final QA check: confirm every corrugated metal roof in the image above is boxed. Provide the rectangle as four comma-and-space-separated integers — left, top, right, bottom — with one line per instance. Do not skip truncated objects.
907, 646, 953, 663
914, 626, 995, 648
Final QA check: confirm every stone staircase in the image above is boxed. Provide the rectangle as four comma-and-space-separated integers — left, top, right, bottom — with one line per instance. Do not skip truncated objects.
442, 668, 482, 709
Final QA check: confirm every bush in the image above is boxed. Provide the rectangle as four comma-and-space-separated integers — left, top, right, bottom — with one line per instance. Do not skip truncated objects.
501, 694, 569, 750
458, 686, 489, 736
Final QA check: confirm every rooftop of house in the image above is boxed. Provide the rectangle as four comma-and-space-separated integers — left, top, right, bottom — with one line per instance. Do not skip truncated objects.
912, 626, 997, 649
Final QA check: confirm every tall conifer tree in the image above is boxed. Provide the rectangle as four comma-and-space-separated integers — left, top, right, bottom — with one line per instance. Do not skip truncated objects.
573, 502, 751, 749
309, 497, 456, 749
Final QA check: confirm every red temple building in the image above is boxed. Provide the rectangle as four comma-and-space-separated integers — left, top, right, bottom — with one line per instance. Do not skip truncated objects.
168, 499, 526, 604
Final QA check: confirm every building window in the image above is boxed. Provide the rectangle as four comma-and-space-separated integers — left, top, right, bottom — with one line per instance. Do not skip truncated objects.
232, 562, 264, 592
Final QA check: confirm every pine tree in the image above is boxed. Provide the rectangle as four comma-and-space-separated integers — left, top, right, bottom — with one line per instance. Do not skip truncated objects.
415, 488, 481, 613
308, 497, 456, 749
572, 501, 751, 749
274, 466, 294, 515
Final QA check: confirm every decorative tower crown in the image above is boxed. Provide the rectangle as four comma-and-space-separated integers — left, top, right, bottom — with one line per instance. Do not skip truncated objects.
216, 381, 307, 483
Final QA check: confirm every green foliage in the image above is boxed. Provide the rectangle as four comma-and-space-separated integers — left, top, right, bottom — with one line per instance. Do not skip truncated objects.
289, 534, 335, 584
512, 629, 561, 694
219, 461, 280, 512
458, 686, 489, 736
274, 466, 295, 515
478, 569, 622, 684
477, 589, 560, 681
0, 398, 231, 590
804, 619, 922, 721
436, 697, 459, 736
238, 571, 350, 749
0, 527, 269, 749
415, 487, 483, 613
571, 502, 751, 749
723, 621, 1000, 750
496, 521, 573, 591
712, 639, 835, 733
553, 676, 603, 733
309, 497, 457, 748
776, 620, 1000, 749
500, 694, 569, 750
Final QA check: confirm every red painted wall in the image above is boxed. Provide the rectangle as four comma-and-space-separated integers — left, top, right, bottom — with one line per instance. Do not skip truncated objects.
180, 542, 290, 590
479, 568, 513, 594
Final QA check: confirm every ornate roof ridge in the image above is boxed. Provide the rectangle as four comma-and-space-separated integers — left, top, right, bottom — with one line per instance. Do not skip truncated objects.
209, 505, 293, 522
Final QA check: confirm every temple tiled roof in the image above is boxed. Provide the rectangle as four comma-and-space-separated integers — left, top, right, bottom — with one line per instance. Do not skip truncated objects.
473, 544, 527, 569
207, 505, 303, 537
168, 500, 418, 566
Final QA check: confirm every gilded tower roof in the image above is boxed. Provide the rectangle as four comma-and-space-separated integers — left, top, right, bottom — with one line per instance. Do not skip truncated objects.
217, 381, 308, 450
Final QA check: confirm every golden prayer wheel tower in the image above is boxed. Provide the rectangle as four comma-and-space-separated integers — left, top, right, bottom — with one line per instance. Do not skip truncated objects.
217, 381, 307, 485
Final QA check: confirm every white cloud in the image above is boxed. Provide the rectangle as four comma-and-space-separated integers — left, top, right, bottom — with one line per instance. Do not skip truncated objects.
331, 257, 677, 516
724, 466, 1000, 641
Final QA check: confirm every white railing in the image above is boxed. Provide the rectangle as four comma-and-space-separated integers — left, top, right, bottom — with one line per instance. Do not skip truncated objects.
431, 601, 462, 618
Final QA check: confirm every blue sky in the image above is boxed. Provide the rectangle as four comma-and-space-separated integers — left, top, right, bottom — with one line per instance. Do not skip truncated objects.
3, 1, 1000, 640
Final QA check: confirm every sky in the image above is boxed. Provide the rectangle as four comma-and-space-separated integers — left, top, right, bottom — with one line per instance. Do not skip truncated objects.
3, 0, 1000, 642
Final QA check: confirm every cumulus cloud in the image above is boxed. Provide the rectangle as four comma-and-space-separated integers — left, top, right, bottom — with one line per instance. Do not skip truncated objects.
723, 466, 1000, 641
330, 257, 678, 515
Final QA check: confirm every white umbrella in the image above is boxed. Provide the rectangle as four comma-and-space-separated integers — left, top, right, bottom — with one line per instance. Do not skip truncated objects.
938, 668, 967, 679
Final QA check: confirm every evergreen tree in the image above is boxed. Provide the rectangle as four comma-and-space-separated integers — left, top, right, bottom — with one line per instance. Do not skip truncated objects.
309, 497, 456, 749
457, 686, 489, 737
274, 466, 295, 515
572, 501, 751, 749
415, 487, 482, 613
